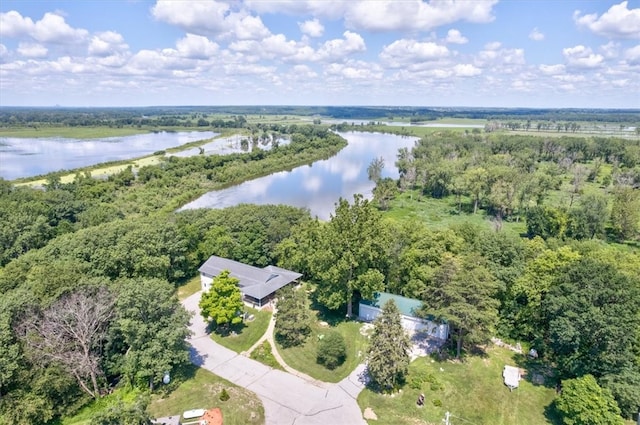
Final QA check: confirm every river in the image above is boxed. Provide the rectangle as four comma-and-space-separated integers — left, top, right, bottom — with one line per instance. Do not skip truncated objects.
179, 131, 419, 220
0, 130, 218, 180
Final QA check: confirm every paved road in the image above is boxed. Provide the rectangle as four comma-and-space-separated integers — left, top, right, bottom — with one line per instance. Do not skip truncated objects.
183, 292, 367, 425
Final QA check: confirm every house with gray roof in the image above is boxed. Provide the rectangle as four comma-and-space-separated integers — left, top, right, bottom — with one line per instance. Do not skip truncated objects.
199, 255, 302, 307
359, 292, 449, 340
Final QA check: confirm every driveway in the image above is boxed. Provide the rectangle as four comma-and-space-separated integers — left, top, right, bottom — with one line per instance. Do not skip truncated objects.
183, 291, 367, 425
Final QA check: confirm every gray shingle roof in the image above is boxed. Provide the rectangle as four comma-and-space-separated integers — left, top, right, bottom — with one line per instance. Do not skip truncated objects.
199, 256, 302, 300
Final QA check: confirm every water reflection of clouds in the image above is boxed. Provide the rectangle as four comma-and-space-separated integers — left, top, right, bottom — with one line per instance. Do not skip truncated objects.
181, 132, 419, 220
0, 131, 217, 180
302, 175, 322, 192
171, 135, 289, 158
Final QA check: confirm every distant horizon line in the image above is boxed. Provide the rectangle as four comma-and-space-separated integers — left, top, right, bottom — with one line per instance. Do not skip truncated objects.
1, 105, 639, 112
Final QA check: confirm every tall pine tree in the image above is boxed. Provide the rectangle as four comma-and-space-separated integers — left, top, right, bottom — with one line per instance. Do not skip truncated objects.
425, 253, 499, 359
366, 300, 411, 392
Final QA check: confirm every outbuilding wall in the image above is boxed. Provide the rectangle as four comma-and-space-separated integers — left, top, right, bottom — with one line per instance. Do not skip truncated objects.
359, 303, 449, 340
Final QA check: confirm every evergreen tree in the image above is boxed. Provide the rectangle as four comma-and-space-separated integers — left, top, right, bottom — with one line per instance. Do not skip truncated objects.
366, 300, 411, 392
199, 270, 244, 328
424, 253, 500, 359
274, 285, 311, 347
316, 331, 347, 370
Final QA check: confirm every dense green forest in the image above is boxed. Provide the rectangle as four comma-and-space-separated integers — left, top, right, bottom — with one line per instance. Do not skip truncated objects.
0, 125, 344, 424
1, 115, 639, 423
275, 130, 640, 420
2, 105, 639, 126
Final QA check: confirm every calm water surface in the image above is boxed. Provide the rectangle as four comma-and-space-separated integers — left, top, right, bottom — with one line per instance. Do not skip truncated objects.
180, 132, 419, 220
0, 131, 217, 180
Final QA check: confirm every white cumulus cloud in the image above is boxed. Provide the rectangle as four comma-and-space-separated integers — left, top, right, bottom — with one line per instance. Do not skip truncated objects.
529, 28, 545, 41
563, 45, 604, 68
152, 0, 230, 35
574, 1, 640, 39
625, 44, 640, 63
539, 64, 566, 75
344, 0, 498, 32
299, 18, 324, 37
88, 31, 129, 57
316, 31, 366, 61
453, 63, 481, 77
445, 29, 468, 44
175, 34, 219, 59
17, 42, 48, 58
0, 11, 88, 44
152, 0, 270, 40
380, 39, 449, 67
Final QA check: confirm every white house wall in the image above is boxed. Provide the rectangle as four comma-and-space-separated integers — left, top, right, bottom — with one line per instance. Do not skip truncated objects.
359, 303, 449, 340
201, 274, 213, 292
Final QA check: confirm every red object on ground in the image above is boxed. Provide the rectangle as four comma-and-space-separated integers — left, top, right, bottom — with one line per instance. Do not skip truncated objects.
200, 408, 223, 425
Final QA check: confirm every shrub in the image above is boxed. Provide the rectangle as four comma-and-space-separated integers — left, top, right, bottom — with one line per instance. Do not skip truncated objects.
408, 370, 431, 389
219, 389, 230, 401
433, 399, 442, 407
316, 332, 347, 370
430, 381, 443, 391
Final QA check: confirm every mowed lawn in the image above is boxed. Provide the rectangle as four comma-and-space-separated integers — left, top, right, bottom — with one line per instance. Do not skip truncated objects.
210, 307, 272, 353
275, 293, 369, 383
148, 365, 264, 425
358, 346, 559, 425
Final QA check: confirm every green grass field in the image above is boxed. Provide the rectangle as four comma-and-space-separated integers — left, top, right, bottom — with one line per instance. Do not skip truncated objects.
14, 154, 163, 187
358, 346, 560, 425
275, 294, 369, 383
177, 275, 202, 301
385, 190, 528, 237
276, 319, 367, 382
210, 308, 272, 353
0, 126, 152, 139
249, 341, 284, 370
148, 364, 264, 425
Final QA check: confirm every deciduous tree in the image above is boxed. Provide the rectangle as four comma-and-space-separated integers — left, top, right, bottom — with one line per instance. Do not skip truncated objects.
556, 375, 624, 425
110, 278, 191, 390
17, 286, 115, 399
543, 258, 640, 380
199, 270, 244, 328
312, 195, 388, 317
610, 186, 640, 241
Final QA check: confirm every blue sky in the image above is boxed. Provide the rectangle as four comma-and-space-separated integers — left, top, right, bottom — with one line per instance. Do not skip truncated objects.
1, 0, 639, 107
